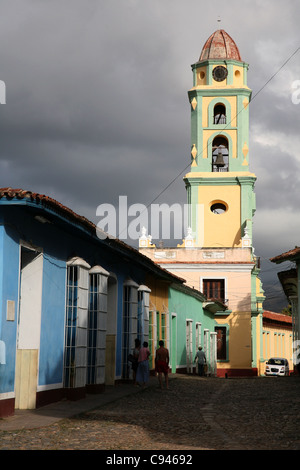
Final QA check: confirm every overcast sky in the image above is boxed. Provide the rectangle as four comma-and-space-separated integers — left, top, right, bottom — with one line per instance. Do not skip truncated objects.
0, 0, 299, 311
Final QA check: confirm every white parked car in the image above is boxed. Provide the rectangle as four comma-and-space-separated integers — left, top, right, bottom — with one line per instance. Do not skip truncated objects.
265, 357, 289, 376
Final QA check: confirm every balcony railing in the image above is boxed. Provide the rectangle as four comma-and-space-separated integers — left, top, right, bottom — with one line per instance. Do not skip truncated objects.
213, 114, 226, 125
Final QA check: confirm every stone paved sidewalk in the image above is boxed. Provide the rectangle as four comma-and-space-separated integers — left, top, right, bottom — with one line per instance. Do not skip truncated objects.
0, 375, 299, 450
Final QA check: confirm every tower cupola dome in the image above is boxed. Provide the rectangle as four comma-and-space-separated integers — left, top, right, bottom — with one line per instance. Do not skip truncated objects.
199, 29, 242, 62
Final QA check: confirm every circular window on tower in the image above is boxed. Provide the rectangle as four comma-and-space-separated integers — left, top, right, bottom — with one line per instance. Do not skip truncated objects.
210, 201, 228, 214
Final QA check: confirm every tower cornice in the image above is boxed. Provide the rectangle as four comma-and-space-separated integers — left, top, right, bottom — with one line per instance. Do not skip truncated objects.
192, 59, 249, 70
183, 173, 257, 186
188, 87, 252, 95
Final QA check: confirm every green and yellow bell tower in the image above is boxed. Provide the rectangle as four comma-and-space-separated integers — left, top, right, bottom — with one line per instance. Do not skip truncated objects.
140, 30, 266, 376
185, 29, 256, 249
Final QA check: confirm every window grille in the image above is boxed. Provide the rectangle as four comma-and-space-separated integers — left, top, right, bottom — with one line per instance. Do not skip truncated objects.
161, 312, 166, 342
122, 281, 138, 379
210, 332, 217, 377
196, 322, 202, 349
186, 320, 193, 373
87, 270, 108, 385
150, 311, 169, 363
122, 286, 132, 379
148, 310, 157, 367
136, 286, 151, 347
64, 259, 90, 388
160, 311, 170, 352
156, 311, 160, 344
64, 265, 78, 388
137, 291, 144, 341
203, 329, 210, 374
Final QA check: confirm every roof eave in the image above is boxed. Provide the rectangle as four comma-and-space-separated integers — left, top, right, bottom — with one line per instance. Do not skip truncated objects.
0, 189, 184, 285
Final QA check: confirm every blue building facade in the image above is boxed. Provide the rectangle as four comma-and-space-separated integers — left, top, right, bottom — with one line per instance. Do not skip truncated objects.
0, 188, 223, 418
0, 188, 183, 417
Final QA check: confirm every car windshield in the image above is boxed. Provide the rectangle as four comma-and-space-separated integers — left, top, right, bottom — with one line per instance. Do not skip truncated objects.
268, 359, 285, 365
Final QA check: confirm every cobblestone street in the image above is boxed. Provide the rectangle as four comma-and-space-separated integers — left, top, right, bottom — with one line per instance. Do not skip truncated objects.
0, 375, 299, 451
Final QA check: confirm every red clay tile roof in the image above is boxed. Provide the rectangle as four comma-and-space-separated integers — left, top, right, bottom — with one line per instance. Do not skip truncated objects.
0, 187, 186, 284
0, 187, 94, 232
263, 310, 292, 324
270, 247, 300, 263
199, 29, 242, 62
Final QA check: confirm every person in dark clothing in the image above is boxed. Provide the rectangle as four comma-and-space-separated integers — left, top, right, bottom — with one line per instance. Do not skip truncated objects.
194, 346, 206, 376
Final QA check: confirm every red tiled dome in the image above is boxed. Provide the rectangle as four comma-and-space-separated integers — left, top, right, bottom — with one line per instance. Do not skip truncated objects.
199, 29, 242, 62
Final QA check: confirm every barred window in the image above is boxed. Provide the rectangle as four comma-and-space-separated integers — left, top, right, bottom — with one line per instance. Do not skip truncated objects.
122, 280, 138, 379
87, 268, 108, 385
64, 258, 90, 388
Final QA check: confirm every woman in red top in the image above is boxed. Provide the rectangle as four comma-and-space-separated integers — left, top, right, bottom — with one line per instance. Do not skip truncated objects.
155, 340, 169, 390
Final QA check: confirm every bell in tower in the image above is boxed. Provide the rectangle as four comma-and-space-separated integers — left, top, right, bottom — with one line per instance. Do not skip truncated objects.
215, 148, 225, 167
212, 137, 229, 172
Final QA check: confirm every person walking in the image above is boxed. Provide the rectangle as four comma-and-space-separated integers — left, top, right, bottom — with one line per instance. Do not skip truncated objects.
155, 340, 170, 390
132, 338, 141, 386
136, 341, 150, 389
194, 346, 206, 376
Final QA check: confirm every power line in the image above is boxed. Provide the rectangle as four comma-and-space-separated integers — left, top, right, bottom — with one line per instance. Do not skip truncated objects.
143, 45, 300, 210
250, 46, 300, 103
116, 44, 300, 243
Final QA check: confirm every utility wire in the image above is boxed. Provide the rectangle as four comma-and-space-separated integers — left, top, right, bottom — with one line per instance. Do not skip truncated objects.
116, 45, 300, 239
144, 45, 300, 210
250, 46, 300, 103
116, 45, 300, 238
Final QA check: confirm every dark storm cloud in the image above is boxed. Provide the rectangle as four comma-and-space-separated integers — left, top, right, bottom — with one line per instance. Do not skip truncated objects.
0, 0, 299, 311
0, 0, 191, 208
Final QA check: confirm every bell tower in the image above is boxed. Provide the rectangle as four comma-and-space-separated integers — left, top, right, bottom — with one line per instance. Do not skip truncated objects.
140, 29, 265, 377
185, 29, 256, 248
